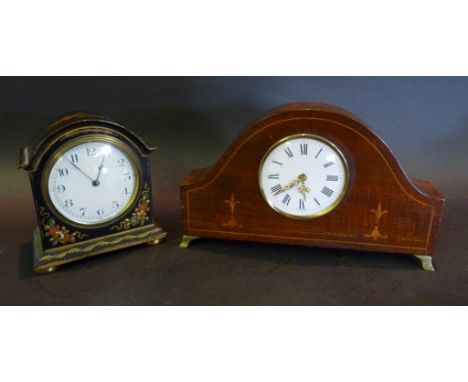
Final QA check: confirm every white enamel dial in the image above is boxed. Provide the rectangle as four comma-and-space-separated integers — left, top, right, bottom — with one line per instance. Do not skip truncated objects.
46, 138, 139, 225
259, 135, 348, 218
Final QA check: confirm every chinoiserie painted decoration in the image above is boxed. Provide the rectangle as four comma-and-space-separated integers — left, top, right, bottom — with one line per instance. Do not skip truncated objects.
17, 112, 166, 273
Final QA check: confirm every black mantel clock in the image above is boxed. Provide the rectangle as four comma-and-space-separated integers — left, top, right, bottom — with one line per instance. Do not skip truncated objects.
17, 112, 167, 274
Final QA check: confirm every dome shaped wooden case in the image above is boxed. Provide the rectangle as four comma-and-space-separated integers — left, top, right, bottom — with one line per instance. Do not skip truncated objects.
180, 103, 444, 271
17, 112, 166, 273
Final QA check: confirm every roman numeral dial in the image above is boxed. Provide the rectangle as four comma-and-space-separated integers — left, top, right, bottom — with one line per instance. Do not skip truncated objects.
46, 138, 140, 225
260, 135, 348, 218
321, 186, 334, 197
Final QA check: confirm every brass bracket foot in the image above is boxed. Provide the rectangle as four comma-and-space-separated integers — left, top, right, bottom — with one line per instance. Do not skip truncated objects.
179, 235, 199, 248
147, 237, 164, 246
34, 266, 58, 274
415, 255, 435, 271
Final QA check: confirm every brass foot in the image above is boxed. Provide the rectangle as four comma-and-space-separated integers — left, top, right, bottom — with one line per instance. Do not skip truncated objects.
147, 238, 163, 246
179, 235, 199, 248
415, 255, 435, 271
35, 266, 58, 274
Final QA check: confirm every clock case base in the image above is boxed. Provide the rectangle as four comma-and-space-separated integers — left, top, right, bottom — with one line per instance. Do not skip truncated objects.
180, 103, 444, 271
33, 223, 166, 273
179, 235, 435, 271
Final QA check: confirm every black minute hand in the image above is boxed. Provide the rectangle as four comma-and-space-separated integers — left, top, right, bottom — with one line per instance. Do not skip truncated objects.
65, 157, 94, 183
93, 155, 106, 187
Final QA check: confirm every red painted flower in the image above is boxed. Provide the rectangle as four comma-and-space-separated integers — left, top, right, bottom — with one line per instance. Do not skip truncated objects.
47, 225, 61, 237
138, 202, 150, 213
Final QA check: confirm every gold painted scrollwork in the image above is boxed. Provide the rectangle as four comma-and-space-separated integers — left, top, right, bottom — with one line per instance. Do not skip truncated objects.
111, 183, 151, 231
39, 228, 162, 261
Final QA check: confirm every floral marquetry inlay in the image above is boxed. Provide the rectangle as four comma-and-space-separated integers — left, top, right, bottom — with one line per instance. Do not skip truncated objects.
222, 193, 242, 229
364, 203, 388, 241
180, 103, 445, 270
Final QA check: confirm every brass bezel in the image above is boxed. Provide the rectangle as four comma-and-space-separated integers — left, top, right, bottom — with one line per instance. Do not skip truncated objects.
258, 133, 350, 220
40, 133, 143, 229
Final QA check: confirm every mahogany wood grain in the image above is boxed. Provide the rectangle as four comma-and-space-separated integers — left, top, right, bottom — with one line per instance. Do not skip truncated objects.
180, 103, 444, 257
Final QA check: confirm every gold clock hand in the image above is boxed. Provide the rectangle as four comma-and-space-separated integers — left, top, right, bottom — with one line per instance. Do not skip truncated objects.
274, 187, 285, 196
298, 182, 310, 201
274, 179, 296, 195
274, 173, 308, 195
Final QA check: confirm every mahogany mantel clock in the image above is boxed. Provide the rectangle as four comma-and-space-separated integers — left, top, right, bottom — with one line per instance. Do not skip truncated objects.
18, 112, 166, 273
180, 103, 444, 271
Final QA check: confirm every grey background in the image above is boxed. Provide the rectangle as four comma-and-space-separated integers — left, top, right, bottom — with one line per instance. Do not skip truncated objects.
2, 77, 467, 199
0, 77, 467, 305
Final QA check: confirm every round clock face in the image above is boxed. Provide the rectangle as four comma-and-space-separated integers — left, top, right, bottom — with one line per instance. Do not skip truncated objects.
259, 134, 348, 219
43, 136, 140, 226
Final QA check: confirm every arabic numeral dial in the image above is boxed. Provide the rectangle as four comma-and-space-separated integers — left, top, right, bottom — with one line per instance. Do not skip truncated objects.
46, 139, 139, 225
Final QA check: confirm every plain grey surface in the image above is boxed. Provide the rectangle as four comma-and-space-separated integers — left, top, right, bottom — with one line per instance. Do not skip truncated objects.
0, 77, 467, 305
1, 77, 467, 200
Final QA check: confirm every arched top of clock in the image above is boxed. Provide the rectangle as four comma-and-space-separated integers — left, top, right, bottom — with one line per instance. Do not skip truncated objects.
182, 102, 444, 204
17, 112, 156, 172
181, 102, 444, 261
